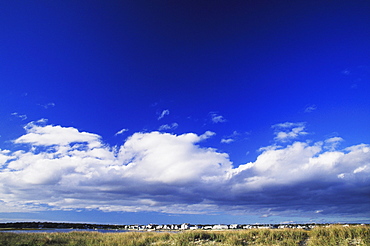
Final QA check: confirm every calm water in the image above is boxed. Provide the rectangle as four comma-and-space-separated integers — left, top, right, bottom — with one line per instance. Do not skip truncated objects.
2, 228, 131, 233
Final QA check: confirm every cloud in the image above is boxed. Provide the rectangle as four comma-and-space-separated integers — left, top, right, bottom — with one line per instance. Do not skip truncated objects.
210, 113, 226, 123
342, 69, 351, 75
14, 120, 101, 147
39, 102, 55, 109
341, 65, 370, 89
272, 122, 308, 142
324, 137, 343, 151
0, 121, 369, 219
158, 123, 178, 131
115, 128, 129, 136
199, 131, 216, 141
228, 141, 370, 217
221, 131, 240, 144
304, 104, 317, 113
221, 138, 234, 144
158, 109, 170, 120
11, 112, 27, 121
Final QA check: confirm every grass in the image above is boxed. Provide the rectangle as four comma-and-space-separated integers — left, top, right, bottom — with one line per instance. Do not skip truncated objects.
308, 225, 370, 246
0, 225, 369, 246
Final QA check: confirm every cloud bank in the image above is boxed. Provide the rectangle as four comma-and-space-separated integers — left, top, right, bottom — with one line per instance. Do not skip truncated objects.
0, 120, 369, 220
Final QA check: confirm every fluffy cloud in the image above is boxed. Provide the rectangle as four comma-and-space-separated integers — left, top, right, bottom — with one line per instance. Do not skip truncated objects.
0, 121, 230, 213
117, 130, 229, 184
0, 121, 369, 219
272, 122, 308, 142
210, 113, 226, 123
221, 138, 234, 144
14, 120, 101, 147
324, 137, 343, 151
227, 140, 370, 216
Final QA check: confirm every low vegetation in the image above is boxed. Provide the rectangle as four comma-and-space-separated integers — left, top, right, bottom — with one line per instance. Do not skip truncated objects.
0, 225, 369, 246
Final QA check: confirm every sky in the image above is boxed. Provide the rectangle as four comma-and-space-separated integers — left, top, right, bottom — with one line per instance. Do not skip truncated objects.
0, 0, 369, 225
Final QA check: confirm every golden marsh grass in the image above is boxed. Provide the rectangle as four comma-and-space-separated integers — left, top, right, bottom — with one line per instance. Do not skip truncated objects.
0, 225, 369, 245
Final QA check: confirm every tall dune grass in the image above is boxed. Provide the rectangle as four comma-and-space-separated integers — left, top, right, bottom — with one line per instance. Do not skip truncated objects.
0, 225, 369, 245
308, 225, 370, 246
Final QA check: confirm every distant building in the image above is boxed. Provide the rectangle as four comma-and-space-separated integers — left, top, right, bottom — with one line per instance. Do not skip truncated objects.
229, 224, 240, 229
189, 225, 199, 230
213, 224, 228, 230
180, 223, 190, 230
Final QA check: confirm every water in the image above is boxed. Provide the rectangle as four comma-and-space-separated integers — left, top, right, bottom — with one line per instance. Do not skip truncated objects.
1, 228, 131, 233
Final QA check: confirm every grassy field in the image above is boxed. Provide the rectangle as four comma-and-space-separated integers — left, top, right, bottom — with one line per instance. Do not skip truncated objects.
0, 225, 369, 245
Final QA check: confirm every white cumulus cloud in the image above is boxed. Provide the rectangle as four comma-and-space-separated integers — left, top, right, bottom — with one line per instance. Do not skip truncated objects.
272, 122, 308, 142
0, 120, 369, 218
14, 120, 101, 147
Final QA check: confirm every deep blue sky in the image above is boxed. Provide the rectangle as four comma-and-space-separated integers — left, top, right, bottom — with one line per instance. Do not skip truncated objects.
0, 1, 369, 225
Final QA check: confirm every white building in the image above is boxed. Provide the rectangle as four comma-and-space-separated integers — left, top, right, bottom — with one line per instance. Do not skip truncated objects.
229, 224, 239, 229
213, 224, 228, 230
180, 223, 190, 230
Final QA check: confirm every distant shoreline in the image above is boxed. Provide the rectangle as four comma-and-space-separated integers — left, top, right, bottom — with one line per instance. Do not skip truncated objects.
1, 221, 368, 232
